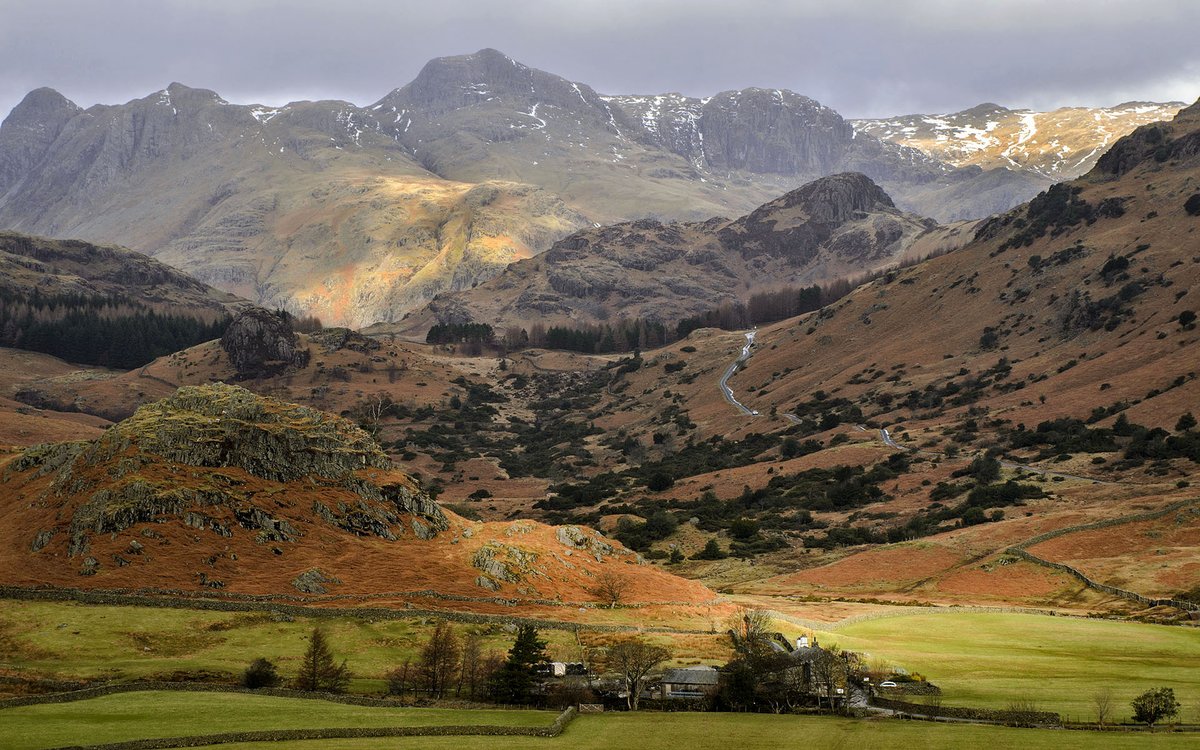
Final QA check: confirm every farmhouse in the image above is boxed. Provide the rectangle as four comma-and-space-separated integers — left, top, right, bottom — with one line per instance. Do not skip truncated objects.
659, 665, 721, 699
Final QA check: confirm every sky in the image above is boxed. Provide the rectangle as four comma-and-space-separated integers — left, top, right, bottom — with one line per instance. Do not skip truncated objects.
2, 0, 1198, 121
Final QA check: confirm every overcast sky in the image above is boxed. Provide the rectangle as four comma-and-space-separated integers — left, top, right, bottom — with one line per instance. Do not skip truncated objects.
2, 0, 1198, 121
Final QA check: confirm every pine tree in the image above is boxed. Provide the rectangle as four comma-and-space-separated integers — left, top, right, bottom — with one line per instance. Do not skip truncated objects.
488, 624, 547, 704
295, 628, 350, 693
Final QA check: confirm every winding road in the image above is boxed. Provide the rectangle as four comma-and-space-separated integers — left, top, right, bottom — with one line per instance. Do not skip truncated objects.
717, 332, 1113, 484
718, 330, 758, 416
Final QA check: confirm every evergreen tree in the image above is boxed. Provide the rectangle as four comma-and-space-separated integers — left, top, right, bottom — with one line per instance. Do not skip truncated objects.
488, 624, 547, 704
295, 628, 350, 693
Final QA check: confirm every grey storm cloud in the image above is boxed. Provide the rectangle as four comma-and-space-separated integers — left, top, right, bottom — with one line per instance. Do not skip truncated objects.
1, 0, 1198, 121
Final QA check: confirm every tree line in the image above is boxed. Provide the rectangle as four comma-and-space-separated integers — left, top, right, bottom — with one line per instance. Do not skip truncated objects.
0, 288, 229, 369
428, 262, 930, 356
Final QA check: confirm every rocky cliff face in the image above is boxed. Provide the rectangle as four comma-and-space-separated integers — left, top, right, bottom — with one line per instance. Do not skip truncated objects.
406, 173, 963, 333
3, 383, 448, 568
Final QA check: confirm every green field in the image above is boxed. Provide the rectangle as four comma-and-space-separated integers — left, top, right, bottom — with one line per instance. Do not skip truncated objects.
821, 611, 1200, 721
2, 697, 1196, 750
0, 691, 556, 750
3, 600, 1199, 724
0, 600, 599, 692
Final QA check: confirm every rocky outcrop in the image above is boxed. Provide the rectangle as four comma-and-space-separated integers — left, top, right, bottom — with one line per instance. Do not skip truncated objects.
5, 383, 448, 558
291, 568, 342, 594
308, 327, 381, 354
220, 308, 310, 378
720, 172, 909, 261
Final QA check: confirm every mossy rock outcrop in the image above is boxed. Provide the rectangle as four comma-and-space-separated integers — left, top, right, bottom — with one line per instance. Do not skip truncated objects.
7, 383, 447, 559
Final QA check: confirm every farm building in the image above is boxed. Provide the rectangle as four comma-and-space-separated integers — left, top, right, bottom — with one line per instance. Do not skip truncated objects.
659, 666, 721, 699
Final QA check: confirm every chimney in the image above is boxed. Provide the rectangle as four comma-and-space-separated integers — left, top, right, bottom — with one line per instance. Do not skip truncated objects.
797, 635, 810, 649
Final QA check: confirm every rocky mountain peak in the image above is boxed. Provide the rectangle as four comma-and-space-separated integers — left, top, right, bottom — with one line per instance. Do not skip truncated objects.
753, 172, 894, 223
0, 88, 82, 193
378, 47, 605, 117
4, 87, 80, 124
960, 102, 1011, 117
699, 87, 854, 174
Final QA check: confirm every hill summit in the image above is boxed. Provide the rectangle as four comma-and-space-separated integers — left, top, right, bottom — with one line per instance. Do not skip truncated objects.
4, 383, 447, 575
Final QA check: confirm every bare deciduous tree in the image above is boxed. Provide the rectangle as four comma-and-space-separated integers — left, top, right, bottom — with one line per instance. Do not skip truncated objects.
811, 644, 851, 711
1093, 687, 1114, 726
457, 631, 484, 698
726, 608, 775, 660
386, 660, 414, 698
359, 392, 389, 435
606, 637, 671, 711
587, 569, 630, 608
419, 620, 461, 699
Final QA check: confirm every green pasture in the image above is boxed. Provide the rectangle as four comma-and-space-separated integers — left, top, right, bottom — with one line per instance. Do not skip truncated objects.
0, 691, 555, 750
0, 600, 588, 692
3, 700, 1197, 750
822, 611, 1200, 721
3, 600, 1198, 724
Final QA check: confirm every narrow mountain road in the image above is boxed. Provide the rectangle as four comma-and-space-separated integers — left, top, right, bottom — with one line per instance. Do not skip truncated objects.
716, 329, 802, 424
719, 330, 758, 416
719, 338, 1114, 485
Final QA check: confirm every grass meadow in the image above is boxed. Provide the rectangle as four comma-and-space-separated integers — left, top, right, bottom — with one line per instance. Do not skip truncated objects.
2, 600, 1198, 728
2, 699, 1198, 750
0, 691, 555, 750
822, 611, 1200, 721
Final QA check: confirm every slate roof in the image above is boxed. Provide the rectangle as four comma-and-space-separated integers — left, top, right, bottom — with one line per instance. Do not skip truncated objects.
661, 666, 721, 686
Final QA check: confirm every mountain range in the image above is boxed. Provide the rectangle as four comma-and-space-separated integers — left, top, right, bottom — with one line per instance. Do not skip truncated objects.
855, 100, 1184, 180
0, 96, 1197, 616
2, 49, 1169, 328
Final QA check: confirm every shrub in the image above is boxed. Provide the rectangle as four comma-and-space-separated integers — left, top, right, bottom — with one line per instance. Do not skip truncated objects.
1185, 193, 1200, 216
1179, 310, 1197, 328
646, 471, 675, 492
692, 539, 728, 560
980, 328, 1000, 350
242, 658, 281, 689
